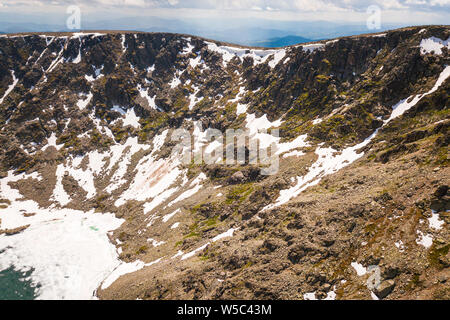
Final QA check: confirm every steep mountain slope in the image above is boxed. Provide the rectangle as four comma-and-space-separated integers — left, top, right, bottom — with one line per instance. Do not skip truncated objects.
0, 26, 448, 300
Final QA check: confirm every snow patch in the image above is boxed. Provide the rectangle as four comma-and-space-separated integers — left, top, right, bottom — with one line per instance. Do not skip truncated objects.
147, 238, 165, 247
428, 210, 444, 230
0, 70, 19, 105
416, 230, 433, 248
205, 41, 285, 67
179, 227, 237, 261
121, 108, 141, 128
182, 39, 194, 55
162, 208, 181, 223
245, 113, 283, 136
268, 49, 286, 68
51, 165, 72, 206
303, 292, 317, 300
212, 228, 236, 242
188, 85, 203, 110
101, 258, 161, 290
301, 43, 325, 53
351, 262, 367, 276
44, 132, 64, 151
387, 65, 450, 123
121, 34, 127, 52
181, 243, 209, 260
76, 92, 93, 110
0, 186, 124, 299
169, 75, 182, 88
137, 84, 161, 111
114, 131, 185, 211
420, 37, 450, 55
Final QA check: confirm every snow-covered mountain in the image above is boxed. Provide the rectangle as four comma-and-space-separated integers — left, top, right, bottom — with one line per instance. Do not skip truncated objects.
0, 26, 448, 300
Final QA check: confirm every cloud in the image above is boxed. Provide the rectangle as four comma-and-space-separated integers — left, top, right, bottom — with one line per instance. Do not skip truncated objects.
1, 0, 449, 10
1, 0, 448, 23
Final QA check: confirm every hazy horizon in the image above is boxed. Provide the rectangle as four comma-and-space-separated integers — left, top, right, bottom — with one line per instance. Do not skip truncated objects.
0, 1, 449, 46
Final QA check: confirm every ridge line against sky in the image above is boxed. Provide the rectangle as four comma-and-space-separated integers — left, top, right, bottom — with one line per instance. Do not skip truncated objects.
0, 0, 449, 45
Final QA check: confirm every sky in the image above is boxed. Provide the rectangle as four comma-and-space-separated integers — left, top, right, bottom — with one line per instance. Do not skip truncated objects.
0, 0, 448, 42
0, 0, 449, 23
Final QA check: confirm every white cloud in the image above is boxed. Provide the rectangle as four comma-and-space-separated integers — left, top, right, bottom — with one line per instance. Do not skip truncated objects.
1, 0, 449, 11
1, 0, 448, 26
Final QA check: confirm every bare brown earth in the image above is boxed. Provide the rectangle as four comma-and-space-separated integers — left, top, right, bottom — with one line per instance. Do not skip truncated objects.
98, 127, 449, 300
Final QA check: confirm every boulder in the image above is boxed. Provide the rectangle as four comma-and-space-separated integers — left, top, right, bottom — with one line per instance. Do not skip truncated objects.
228, 171, 245, 184
374, 280, 395, 299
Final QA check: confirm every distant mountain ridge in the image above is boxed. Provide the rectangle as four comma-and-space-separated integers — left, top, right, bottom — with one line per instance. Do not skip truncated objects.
250, 35, 314, 47
0, 13, 399, 47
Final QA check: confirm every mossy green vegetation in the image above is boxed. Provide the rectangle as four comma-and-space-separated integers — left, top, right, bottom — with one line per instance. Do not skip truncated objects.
136, 245, 148, 255
226, 183, 254, 204
138, 113, 170, 142
428, 243, 449, 270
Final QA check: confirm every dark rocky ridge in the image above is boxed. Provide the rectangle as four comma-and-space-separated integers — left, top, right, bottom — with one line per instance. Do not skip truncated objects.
0, 26, 449, 167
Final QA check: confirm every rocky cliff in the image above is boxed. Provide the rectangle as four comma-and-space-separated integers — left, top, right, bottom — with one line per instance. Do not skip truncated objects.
0, 25, 448, 300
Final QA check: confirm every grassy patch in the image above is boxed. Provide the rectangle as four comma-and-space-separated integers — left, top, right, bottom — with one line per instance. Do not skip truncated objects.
135, 245, 148, 255
428, 243, 449, 269
226, 183, 254, 204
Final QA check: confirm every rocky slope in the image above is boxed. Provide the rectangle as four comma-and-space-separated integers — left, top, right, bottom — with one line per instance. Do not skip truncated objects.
0, 26, 448, 300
